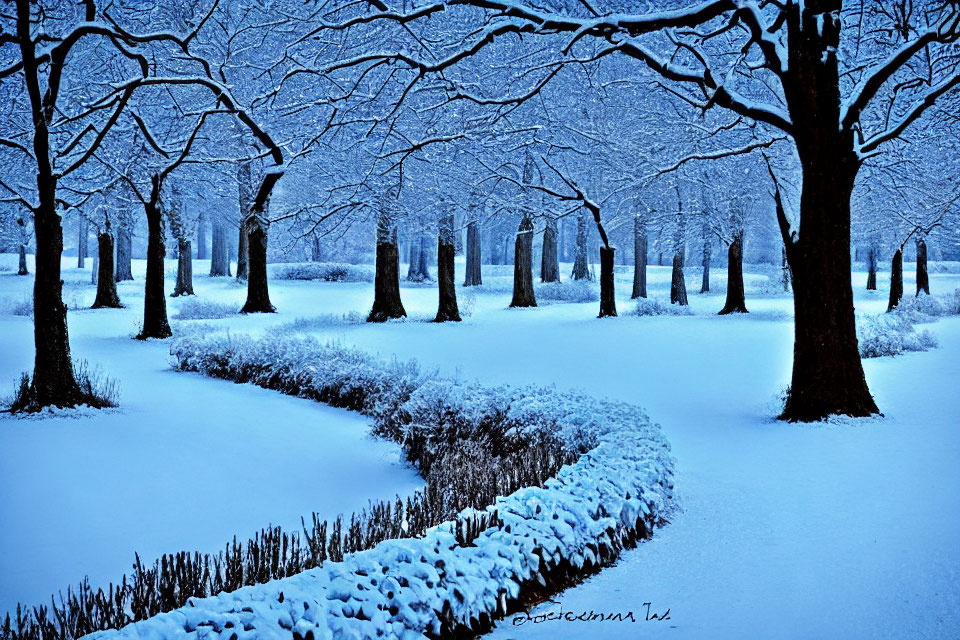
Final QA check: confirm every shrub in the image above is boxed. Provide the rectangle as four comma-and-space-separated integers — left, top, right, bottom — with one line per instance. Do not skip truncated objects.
272, 262, 374, 283
5, 360, 119, 414
173, 298, 240, 320
4, 335, 674, 640
857, 313, 938, 358
634, 297, 694, 316
891, 293, 949, 322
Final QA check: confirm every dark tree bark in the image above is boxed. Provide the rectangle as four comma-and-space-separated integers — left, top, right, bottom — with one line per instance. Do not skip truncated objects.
77, 217, 87, 269
700, 235, 711, 294
658, 251, 663, 266
435, 213, 460, 322
776, 158, 877, 421
209, 216, 231, 277
115, 228, 133, 282
866, 245, 877, 290
369, 215, 406, 322
407, 234, 422, 281
195, 213, 207, 260
91, 231, 122, 308
571, 211, 590, 280
670, 252, 688, 305
8, 3, 92, 411
510, 216, 536, 308
598, 245, 617, 317
417, 233, 431, 280
17, 244, 28, 275
137, 177, 172, 340
310, 234, 323, 262
718, 233, 748, 314
887, 249, 904, 312
540, 217, 559, 282
915, 237, 929, 296
631, 215, 647, 299
236, 162, 253, 281
236, 225, 248, 281
464, 220, 482, 286
240, 173, 281, 314
173, 238, 194, 297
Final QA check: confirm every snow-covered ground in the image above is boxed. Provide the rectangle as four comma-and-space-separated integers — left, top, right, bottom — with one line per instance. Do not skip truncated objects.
1, 253, 958, 639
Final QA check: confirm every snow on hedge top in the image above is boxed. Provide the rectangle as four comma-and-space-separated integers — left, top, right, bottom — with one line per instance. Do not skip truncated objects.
86, 333, 675, 640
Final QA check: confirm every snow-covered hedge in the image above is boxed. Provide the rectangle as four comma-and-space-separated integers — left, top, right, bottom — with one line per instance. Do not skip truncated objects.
173, 298, 240, 320
72, 334, 674, 640
857, 313, 938, 358
471, 278, 599, 303
272, 262, 375, 283
890, 293, 950, 323
633, 297, 694, 317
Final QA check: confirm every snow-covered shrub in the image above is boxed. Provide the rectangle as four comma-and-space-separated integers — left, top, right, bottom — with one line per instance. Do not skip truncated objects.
0, 295, 33, 317
470, 278, 599, 303
272, 262, 374, 282
173, 298, 240, 320
891, 293, 948, 323
8, 335, 672, 640
857, 313, 938, 358
534, 279, 598, 303
634, 297, 694, 316
70, 334, 673, 640
280, 312, 367, 332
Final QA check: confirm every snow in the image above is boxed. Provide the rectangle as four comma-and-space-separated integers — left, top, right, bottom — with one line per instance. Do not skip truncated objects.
2, 253, 959, 639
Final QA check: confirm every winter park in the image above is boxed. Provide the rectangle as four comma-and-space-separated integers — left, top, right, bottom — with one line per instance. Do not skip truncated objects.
1, 1, 960, 639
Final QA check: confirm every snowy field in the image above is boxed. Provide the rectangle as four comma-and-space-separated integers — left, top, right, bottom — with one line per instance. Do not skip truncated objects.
1, 253, 959, 639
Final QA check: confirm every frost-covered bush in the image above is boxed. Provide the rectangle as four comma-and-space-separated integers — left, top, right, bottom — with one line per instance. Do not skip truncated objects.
272, 262, 374, 282
634, 297, 694, 316
470, 278, 599, 303
535, 279, 598, 302
173, 298, 240, 320
857, 313, 938, 358
280, 312, 367, 332
891, 293, 949, 323
74, 333, 675, 640
0, 295, 33, 317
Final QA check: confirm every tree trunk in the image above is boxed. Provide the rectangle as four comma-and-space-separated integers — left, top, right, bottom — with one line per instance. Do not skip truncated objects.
670, 252, 688, 305
18, 244, 28, 275
718, 233, 747, 314
915, 237, 929, 296
195, 213, 207, 260
571, 211, 590, 280
115, 229, 133, 281
779, 160, 877, 421
240, 222, 274, 313
700, 238, 711, 293
369, 216, 406, 322
407, 234, 422, 281
598, 245, 617, 317
236, 224, 248, 281
435, 214, 460, 322
92, 232, 122, 308
240, 174, 281, 313
781, 246, 792, 292
173, 238, 194, 297
510, 216, 536, 308
137, 186, 172, 340
540, 217, 559, 282
311, 234, 323, 262
417, 233, 431, 280
464, 220, 482, 286
887, 249, 904, 312
77, 217, 87, 269
631, 216, 647, 299
866, 245, 877, 290
209, 217, 231, 277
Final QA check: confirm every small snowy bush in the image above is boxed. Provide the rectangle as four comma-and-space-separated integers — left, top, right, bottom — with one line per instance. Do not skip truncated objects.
173, 298, 240, 320
634, 297, 694, 316
272, 262, 374, 283
534, 279, 598, 303
857, 313, 938, 358
891, 293, 948, 323
280, 312, 367, 332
